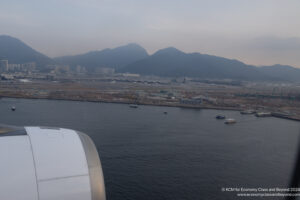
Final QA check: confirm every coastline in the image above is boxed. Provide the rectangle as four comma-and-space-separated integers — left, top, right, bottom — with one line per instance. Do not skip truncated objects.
1, 95, 300, 122
0, 94, 241, 110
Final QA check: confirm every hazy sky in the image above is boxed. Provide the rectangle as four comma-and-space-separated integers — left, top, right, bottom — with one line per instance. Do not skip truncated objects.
0, 0, 300, 67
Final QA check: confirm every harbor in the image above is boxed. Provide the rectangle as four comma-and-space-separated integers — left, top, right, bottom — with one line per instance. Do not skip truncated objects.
0, 97, 298, 200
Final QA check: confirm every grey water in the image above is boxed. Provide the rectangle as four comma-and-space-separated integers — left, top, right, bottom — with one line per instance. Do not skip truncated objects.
0, 98, 299, 200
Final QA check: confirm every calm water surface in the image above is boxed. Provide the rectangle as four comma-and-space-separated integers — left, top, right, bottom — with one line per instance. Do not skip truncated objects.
0, 98, 299, 200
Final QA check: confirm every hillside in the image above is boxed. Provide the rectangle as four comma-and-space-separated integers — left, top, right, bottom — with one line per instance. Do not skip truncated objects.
54, 43, 149, 71
0, 35, 53, 67
258, 64, 300, 82
118, 47, 269, 81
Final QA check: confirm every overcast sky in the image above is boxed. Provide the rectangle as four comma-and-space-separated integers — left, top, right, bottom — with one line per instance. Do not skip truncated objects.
0, 0, 300, 67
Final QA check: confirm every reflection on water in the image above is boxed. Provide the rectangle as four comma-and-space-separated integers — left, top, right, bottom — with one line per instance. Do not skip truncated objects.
0, 98, 299, 200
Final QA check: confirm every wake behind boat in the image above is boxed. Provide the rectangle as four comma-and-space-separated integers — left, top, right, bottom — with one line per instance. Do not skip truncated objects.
240, 110, 255, 115
224, 118, 236, 124
129, 104, 138, 108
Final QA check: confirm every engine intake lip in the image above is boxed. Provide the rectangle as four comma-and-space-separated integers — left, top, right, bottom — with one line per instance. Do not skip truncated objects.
77, 131, 106, 200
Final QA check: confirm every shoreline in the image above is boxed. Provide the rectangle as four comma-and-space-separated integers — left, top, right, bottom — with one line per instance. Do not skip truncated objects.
0, 95, 241, 110
1, 95, 300, 122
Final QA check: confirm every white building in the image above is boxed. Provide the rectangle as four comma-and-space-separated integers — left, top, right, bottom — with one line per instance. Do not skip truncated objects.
0, 60, 8, 71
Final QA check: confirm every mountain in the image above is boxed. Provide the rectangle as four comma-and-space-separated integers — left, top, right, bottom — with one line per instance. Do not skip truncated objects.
0, 35, 53, 67
54, 43, 149, 71
118, 47, 269, 81
258, 64, 300, 82
2, 35, 300, 82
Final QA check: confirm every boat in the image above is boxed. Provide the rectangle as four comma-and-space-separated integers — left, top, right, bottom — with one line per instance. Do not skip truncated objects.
216, 115, 225, 119
240, 110, 255, 115
11, 106, 16, 111
164, 111, 168, 114
255, 112, 271, 117
129, 104, 138, 108
224, 118, 236, 124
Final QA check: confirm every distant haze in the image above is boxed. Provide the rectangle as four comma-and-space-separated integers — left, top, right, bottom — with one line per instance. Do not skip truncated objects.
0, 0, 300, 67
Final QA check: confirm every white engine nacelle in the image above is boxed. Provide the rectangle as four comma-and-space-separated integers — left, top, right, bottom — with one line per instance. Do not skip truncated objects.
0, 125, 106, 200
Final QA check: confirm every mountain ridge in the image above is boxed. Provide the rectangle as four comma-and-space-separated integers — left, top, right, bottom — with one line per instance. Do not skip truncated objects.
0, 35, 53, 67
1, 35, 300, 82
54, 43, 149, 71
118, 47, 268, 80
